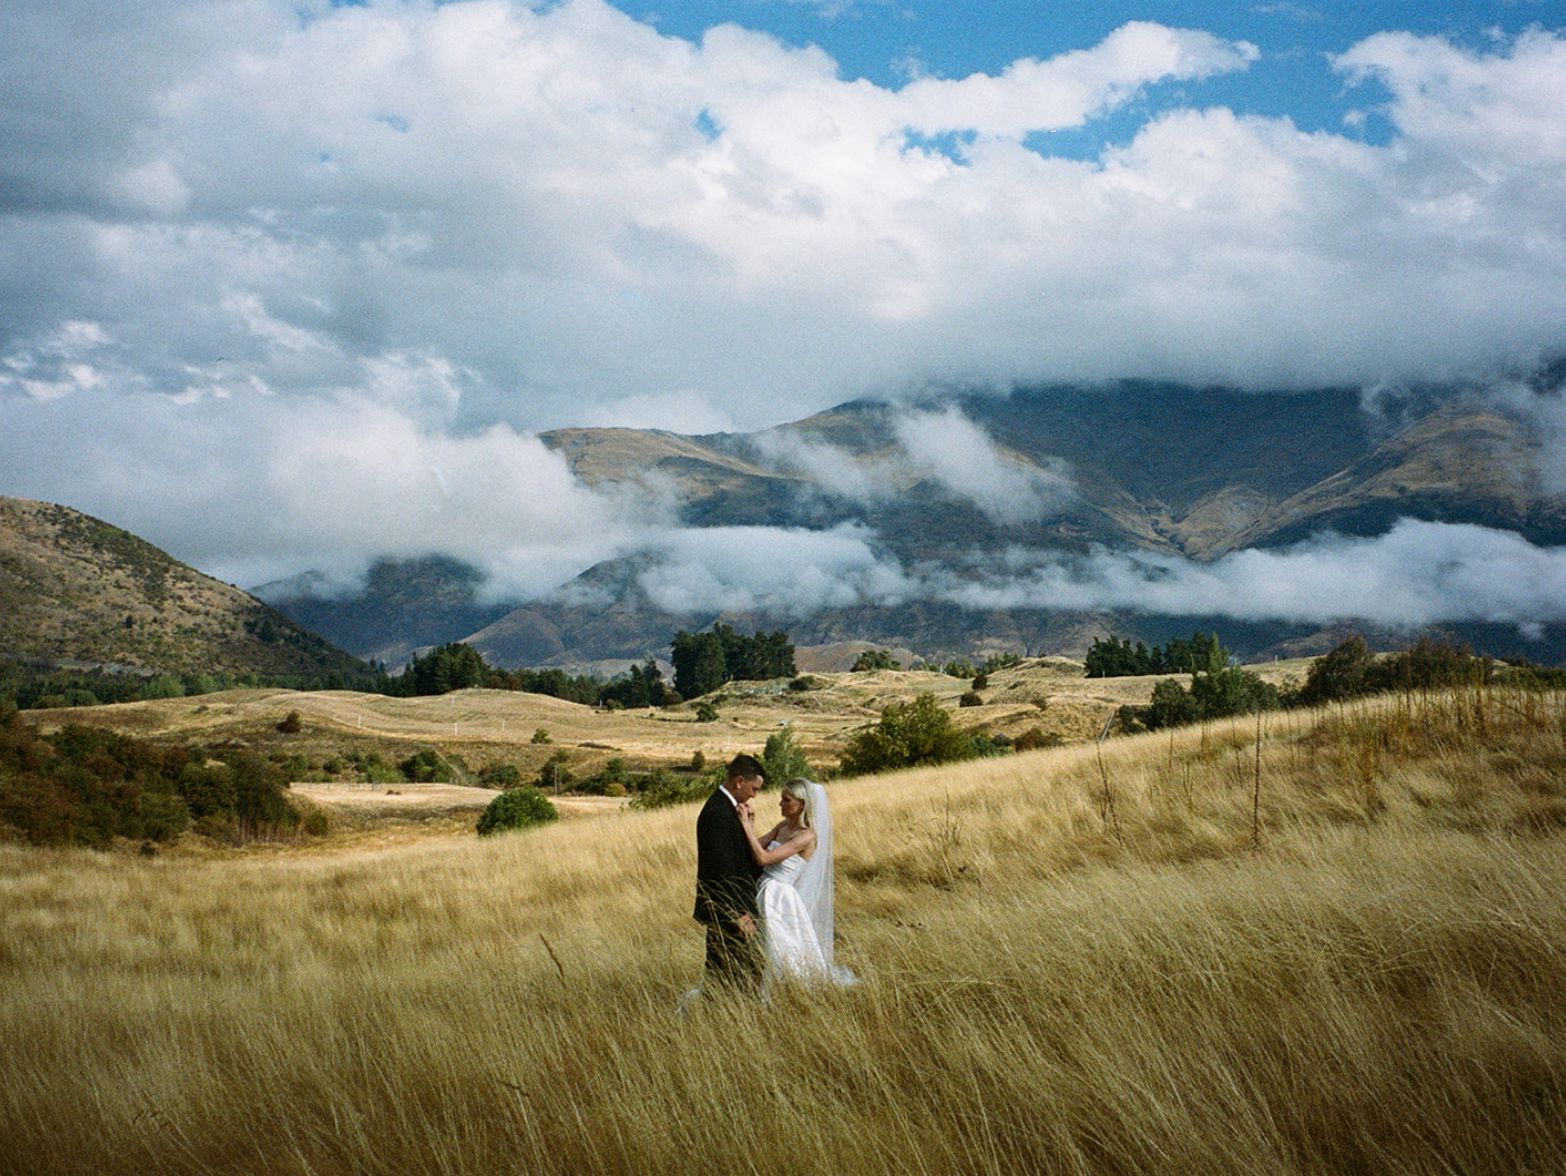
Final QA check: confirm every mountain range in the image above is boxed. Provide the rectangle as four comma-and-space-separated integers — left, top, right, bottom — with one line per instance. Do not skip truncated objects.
256, 379, 1566, 670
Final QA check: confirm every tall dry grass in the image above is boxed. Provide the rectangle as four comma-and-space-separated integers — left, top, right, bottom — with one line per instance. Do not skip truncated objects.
4, 685, 1566, 1174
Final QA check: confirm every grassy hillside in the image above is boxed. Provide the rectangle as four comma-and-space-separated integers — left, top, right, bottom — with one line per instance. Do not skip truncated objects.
0, 497, 366, 679
3, 681, 1565, 1173
16, 657, 1308, 790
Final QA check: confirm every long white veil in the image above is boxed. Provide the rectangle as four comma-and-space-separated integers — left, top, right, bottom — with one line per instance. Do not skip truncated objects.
793, 781, 855, 984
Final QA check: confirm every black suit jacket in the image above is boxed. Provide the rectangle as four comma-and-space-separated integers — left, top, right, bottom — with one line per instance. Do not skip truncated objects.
693, 787, 762, 925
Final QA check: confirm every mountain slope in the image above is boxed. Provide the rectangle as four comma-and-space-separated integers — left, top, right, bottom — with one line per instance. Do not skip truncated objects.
261, 380, 1566, 669
0, 497, 365, 678
254, 555, 518, 666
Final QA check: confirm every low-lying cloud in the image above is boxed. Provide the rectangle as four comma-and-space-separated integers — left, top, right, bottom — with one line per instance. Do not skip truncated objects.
753, 406, 1075, 524
624, 518, 1566, 635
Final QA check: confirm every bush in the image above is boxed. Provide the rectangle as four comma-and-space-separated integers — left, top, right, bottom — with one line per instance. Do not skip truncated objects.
276, 710, 303, 734
971, 673, 989, 691
789, 676, 824, 692
531, 728, 551, 744
536, 754, 573, 793
695, 702, 719, 723
480, 763, 522, 789
1012, 727, 1063, 752
840, 693, 975, 777
301, 808, 331, 837
629, 768, 719, 810
762, 724, 809, 785
476, 787, 558, 836
690, 750, 706, 772
959, 690, 983, 708
399, 748, 451, 783
850, 649, 900, 672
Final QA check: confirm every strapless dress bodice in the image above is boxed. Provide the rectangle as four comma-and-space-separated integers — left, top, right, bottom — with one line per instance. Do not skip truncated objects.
762, 840, 805, 885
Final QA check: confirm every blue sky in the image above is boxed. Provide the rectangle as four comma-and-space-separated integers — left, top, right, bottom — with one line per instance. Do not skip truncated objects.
632, 0, 1561, 147
3, 0, 1566, 620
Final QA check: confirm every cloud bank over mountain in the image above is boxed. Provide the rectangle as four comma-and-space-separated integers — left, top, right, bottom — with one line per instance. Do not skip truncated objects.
3, 1, 1565, 633
621, 518, 1566, 634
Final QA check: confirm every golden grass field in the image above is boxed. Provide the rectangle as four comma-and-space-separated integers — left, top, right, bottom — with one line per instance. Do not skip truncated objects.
4, 676, 1566, 1173
14, 657, 1313, 788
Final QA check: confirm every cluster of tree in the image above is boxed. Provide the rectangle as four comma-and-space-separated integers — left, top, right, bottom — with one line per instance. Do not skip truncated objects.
379, 643, 650, 706
0, 705, 301, 848
851, 649, 900, 672
1, 660, 391, 711
1291, 636, 1502, 705
671, 625, 796, 699
1117, 635, 1532, 734
1085, 632, 1227, 678
597, 660, 676, 708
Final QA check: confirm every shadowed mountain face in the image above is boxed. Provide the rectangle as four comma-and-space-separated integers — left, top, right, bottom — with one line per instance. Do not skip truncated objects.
253, 556, 519, 668
263, 381, 1566, 669
0, 497, 366, 678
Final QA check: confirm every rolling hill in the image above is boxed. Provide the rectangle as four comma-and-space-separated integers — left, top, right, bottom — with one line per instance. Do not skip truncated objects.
0, 496, 367, 679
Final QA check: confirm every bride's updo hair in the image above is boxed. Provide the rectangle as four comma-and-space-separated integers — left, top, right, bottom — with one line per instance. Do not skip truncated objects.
783, 778, 814, 829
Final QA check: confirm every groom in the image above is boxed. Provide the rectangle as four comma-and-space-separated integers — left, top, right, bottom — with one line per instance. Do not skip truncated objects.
694, 753, 765, 989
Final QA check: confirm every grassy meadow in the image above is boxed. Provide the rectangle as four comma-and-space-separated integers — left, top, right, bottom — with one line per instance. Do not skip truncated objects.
4, 681, 1566, 1173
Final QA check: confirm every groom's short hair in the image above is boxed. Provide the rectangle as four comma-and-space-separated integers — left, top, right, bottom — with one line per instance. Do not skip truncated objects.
725, 753, 766, 784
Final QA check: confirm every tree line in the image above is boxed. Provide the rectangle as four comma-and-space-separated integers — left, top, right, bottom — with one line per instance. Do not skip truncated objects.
1084, 632, 1227, 678
1112, 633, 1562, 733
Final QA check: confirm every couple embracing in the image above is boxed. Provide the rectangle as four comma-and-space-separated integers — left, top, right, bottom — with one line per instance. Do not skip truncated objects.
691, 754, 856, 1000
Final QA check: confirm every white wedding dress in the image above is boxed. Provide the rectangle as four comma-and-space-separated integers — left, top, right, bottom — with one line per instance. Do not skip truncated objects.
758, 782, 856, 999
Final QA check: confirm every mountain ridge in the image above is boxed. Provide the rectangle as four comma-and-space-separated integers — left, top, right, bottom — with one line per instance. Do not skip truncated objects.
0, 496, 367, 679
257, 380, 1566, 669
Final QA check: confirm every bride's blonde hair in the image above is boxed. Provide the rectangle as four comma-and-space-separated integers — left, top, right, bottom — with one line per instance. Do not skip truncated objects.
782, 778, 814, 829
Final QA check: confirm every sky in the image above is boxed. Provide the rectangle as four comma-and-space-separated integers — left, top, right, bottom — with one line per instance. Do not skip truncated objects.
3, 0, 1566, 634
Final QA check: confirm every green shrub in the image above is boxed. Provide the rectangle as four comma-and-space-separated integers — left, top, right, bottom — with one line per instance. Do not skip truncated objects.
959, 690, 983, 707
276, 709, 303, 734
476, 787, 558, 836
762, 723, 809, 786
399, 748, 451, 783
840, 693, 975, 776
629, 769, 718, 810
531, 728, 552, 744
1013, 727, 1063, 752
695, 702, 719, 723
480, 763, 522, 789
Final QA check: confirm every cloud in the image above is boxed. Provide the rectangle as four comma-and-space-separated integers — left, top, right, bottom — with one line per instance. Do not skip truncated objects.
633, 522, 912, 615
3, 3, 1566, 594
621, 517, 1566, 632
892, 407, 1074, 524
753, 405, 1074, 524
933, 520, 1566, 630
0, 382, 658, 598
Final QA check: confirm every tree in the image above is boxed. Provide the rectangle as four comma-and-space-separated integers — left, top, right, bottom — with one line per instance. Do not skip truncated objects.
840, 693, 975, 776
851, 649, 899, 672
1294, 636, 1374, 706
762, 724, 809, 784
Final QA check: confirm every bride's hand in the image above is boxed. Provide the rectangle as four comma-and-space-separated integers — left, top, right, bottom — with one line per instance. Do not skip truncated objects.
737, 801, 754, 826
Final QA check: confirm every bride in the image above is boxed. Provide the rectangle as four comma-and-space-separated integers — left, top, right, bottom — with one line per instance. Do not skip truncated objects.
738, 778, 856, 995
